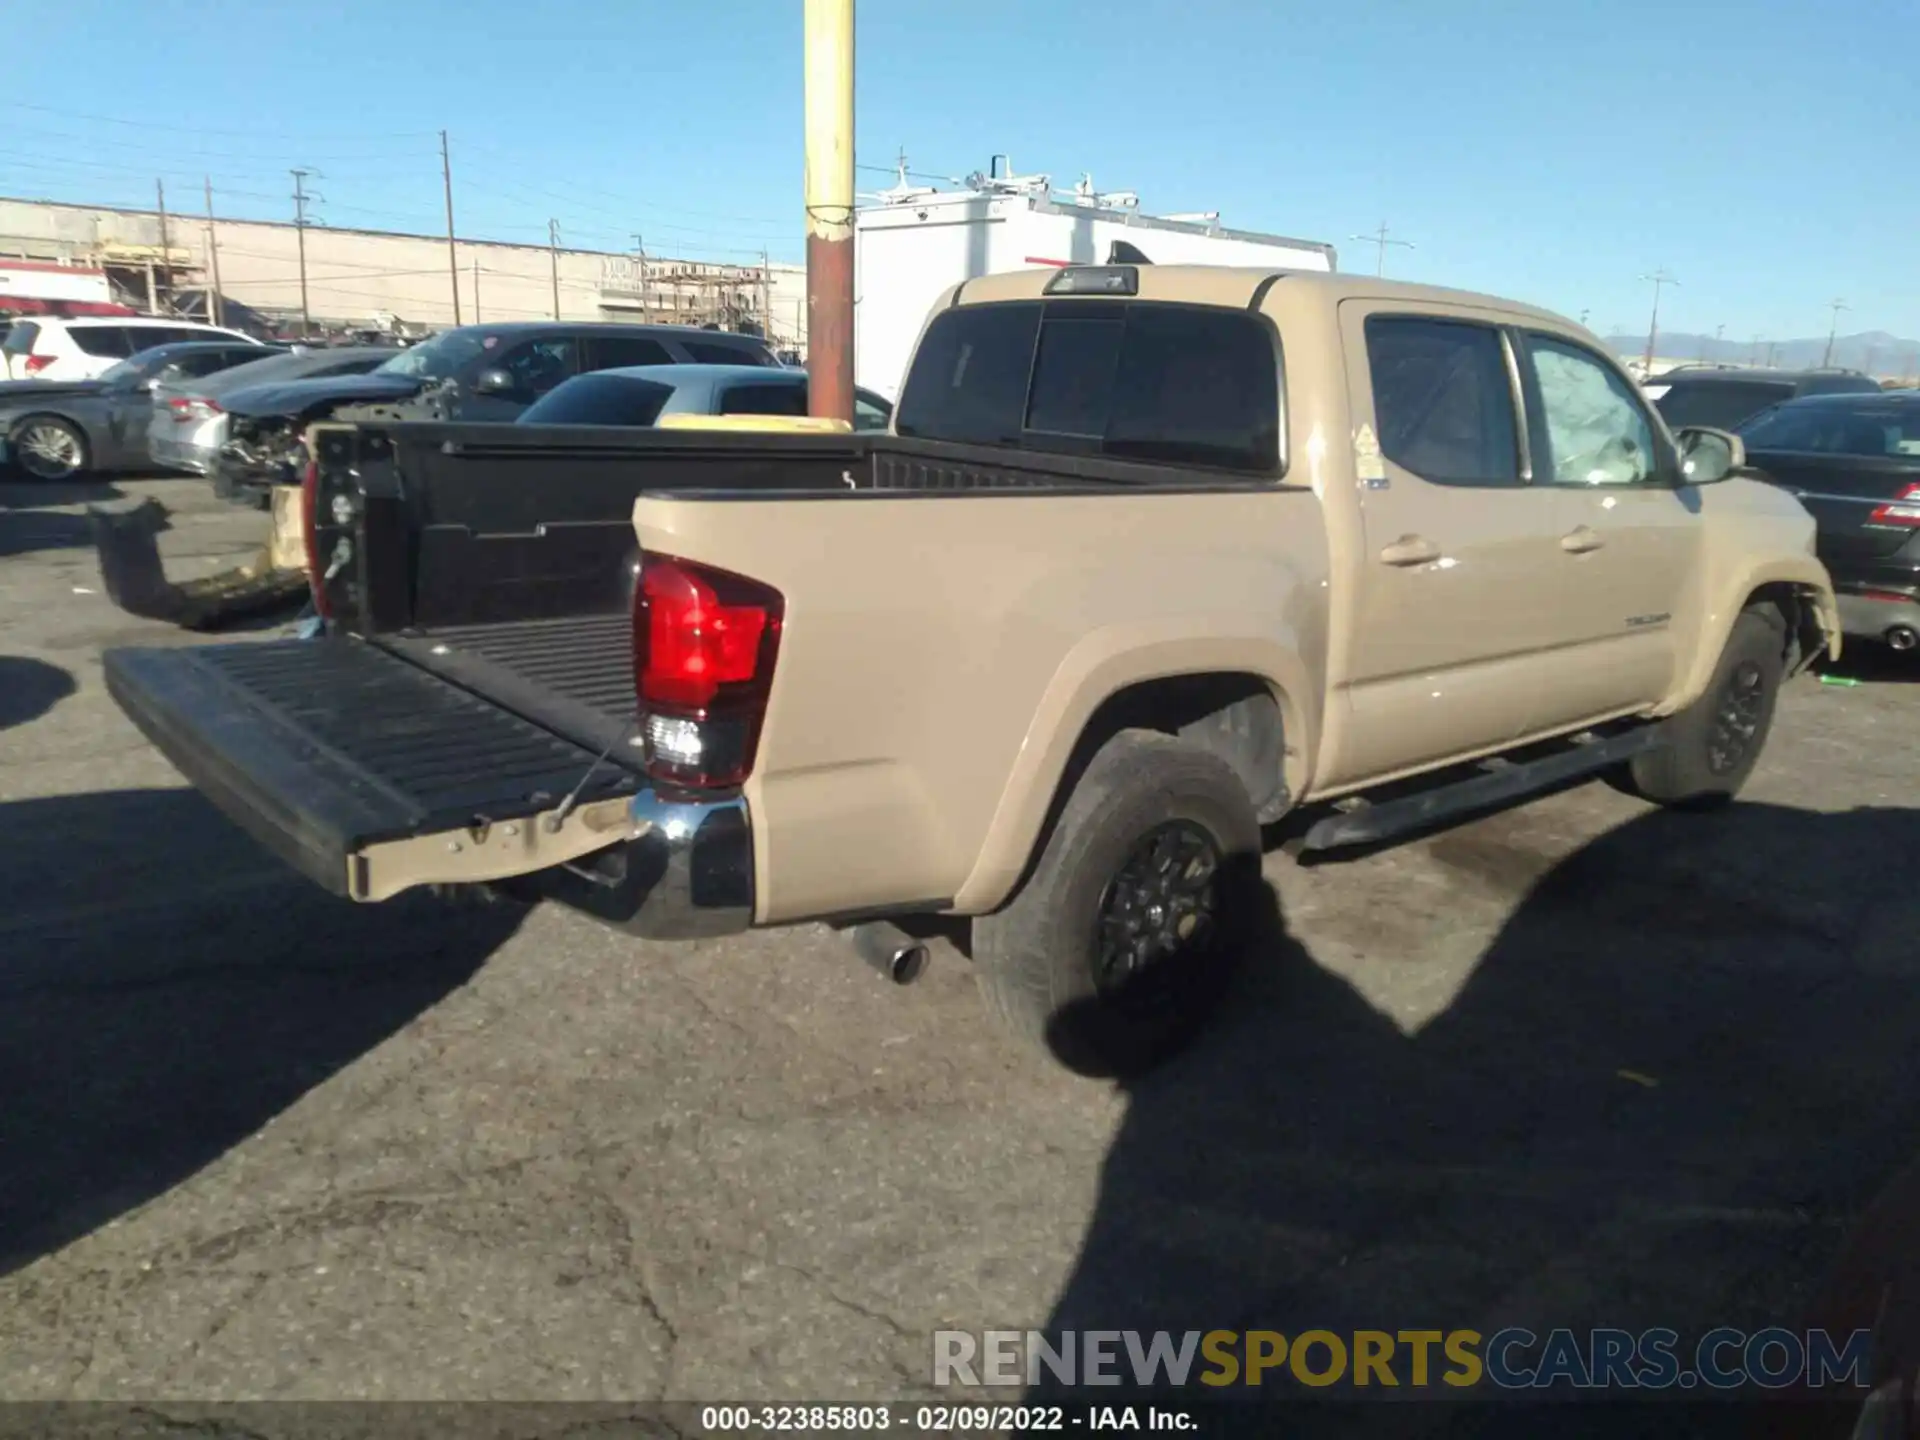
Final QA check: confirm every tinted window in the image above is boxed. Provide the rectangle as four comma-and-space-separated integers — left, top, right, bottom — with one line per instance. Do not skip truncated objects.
491, 337, 576, 399
684, 339, 772, 366
73, 326, 132, 358
1654, 380, 1794, 431
3, 321, 38, 355
1105, 305, 1279, 471
854, 390, 891, 432
1364, 317, 1519, 486
1528, 335, 1658, 486
1740, 401, 1920, 457
518, 373, 675, 426
895, 302, 1042, 447
1025, 312, 1123, 440
585, 335, 674, 370
719, 381, 808, 417
896, 301, 1279, 473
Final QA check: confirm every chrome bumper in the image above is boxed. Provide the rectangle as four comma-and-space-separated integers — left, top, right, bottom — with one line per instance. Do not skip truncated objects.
523, 788, 754, 940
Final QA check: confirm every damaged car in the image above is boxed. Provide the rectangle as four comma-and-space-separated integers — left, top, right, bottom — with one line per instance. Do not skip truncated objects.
210, 320, 777, 504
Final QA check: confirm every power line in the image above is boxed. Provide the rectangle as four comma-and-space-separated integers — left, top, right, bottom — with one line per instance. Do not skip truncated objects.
0, 101, 436, 143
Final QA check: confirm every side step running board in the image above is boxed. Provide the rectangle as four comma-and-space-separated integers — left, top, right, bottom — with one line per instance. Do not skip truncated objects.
1298, 725, 1664, 854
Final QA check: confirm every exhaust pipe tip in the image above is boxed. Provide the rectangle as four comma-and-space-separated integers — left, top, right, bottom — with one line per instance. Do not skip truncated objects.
848, 921, 930, 986
1886, 625, 1918, 652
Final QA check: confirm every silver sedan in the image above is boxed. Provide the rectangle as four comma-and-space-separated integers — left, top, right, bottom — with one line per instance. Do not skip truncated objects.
0, 340, 279, 481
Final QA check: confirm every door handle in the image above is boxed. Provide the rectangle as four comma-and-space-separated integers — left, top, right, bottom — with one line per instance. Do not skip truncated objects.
1560, 526, 1605, 554
1379, 534, 1441, 567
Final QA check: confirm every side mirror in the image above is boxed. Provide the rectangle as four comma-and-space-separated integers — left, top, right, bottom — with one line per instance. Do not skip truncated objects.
472, 367, 516, 396
1675, 426, 1744, 485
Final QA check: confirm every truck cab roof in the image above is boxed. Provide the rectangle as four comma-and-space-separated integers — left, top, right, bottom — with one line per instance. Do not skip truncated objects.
947, 264, 1578, 331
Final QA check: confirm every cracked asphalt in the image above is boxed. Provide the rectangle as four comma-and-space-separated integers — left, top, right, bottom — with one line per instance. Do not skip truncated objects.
2, 472, 1918, 1421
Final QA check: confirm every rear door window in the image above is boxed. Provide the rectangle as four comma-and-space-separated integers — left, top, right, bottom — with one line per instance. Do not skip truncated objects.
73, 326, 133, 357
583, 335, 674, 371
1653, 380, 1795, 431
684, 338, 772, 366
718, 381, 808, 417
895, 300, 1280, 474
1363, 317, 1520, 486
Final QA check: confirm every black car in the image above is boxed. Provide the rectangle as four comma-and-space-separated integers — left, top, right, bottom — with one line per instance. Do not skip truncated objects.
211, 321, 778, 502
1738, 391, 1920, 651
1649, 366, 1882, 433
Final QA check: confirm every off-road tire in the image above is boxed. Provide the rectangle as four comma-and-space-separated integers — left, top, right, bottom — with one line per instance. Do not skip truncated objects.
1625, 606, 1786, 808
972, 729, 1262, 1077
9, 414, 90, 481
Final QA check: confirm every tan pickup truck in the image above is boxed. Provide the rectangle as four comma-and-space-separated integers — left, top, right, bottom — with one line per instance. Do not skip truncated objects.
104, 265, 1839, 1074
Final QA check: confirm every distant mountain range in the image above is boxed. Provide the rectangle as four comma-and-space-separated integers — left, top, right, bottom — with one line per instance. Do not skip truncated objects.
1602, 330, 1920, 377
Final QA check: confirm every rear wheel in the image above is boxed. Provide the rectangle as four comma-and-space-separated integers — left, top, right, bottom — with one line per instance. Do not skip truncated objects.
1625, 606, 1786, 807
10, 415, 89, 481
972, 729, 1262, 1077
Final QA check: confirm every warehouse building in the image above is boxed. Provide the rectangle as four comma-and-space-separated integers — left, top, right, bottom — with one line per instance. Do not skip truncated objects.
0, 196, 808, 351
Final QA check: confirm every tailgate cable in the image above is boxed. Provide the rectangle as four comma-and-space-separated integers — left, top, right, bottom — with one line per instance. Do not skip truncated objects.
543, 712, 639, 834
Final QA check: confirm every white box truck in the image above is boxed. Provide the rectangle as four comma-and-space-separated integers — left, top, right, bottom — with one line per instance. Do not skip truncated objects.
853, 161, 1337, 400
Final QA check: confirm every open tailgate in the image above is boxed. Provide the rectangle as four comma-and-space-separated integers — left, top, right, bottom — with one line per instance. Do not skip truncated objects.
104, 638, 641, 901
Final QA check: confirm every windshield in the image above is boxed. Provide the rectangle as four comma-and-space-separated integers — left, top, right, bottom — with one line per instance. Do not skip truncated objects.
1653, 380, 1794, 432
375, 329, 490, 380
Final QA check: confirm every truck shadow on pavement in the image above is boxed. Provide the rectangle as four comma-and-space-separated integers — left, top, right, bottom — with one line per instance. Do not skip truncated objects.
0, 478, 129, 558
0, 786, 527, 1277
1040, 800, 1920, 1435
0, 657, 75, 731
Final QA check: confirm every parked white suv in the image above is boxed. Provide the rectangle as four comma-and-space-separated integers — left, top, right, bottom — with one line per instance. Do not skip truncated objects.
2, 317, 263, 380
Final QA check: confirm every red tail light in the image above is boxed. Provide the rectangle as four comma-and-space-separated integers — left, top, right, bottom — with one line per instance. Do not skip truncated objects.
167, 396, 221, 421
300, 455, 332, 619
632, 554, 783, 789
1868, 484, 1920, 529
22, 355, 52, 375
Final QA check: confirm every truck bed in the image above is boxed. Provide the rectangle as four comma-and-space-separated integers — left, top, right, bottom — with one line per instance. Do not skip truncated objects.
105, 637, 641, 897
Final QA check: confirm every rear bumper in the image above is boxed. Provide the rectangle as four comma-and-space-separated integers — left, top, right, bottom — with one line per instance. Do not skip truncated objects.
102, 639, 752, 939
1835, 587, 1920, 644
149, 431, 213, 475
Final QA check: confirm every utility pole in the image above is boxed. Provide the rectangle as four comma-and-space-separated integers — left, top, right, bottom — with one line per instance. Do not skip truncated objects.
202, 176, 224, 326
291, 168, 313, 337
472, 257, 482, 323
1639, 269, 1677, 377
759, 248, 771, 341
440, 130, 462, 325
548, 219, 561, 320
1821, 298, 1849, 367
804, 0, 855, 423
154, 179, 172, 314
1349, 221, 1414, 278
632, 233, 649, 323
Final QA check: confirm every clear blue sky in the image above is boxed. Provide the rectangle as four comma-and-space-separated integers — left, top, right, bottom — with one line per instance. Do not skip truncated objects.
5, 0, 1914, 345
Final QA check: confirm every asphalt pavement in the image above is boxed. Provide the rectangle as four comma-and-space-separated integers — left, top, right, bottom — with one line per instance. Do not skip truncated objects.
2, 472, 1918, 1421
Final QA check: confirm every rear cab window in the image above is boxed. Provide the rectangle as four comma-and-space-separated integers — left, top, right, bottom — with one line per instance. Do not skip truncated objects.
894, 300, 1282, 475
518, 373, 676, 426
